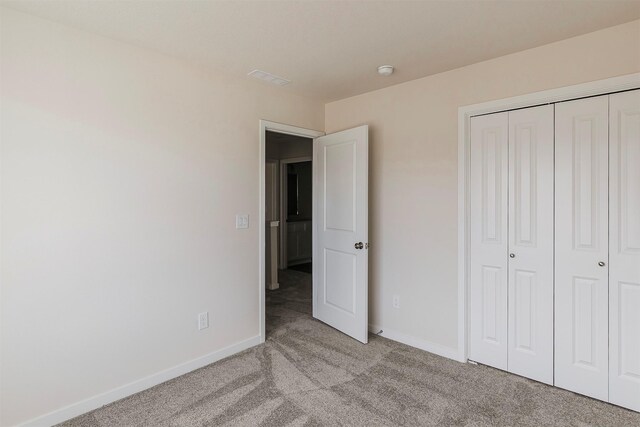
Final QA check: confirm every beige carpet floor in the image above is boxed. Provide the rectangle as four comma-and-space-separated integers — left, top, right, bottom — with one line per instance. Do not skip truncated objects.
60, 269, 640, 426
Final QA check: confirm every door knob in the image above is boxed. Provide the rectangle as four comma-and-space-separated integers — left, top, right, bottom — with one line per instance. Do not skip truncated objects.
354, 242, 364, 250
598, 261, 606, 267
509, 253, 515, 258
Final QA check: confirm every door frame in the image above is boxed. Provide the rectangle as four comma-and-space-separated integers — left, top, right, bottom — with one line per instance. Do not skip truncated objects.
457, 73, 640, 363
259, 120, 323, 342
279, 156, 313, 269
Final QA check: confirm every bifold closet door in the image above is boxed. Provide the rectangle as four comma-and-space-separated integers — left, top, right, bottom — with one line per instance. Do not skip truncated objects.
555, 95, 609, 401
609, 89, 640, 412
507, 105, 554, 385
469, 107, 554, 382
469, 112, 509, 370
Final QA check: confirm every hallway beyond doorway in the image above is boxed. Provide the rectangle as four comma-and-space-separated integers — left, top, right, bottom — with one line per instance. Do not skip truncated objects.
288, 263, 312, 274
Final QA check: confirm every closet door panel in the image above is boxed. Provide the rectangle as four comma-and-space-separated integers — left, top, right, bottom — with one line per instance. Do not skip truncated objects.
469, 112, 509, 370
507, 105, 554, 385
609, 89, 640, 412
555, 96, 609, 401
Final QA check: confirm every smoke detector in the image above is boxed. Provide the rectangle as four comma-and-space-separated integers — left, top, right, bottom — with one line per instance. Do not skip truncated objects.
377, 65, 394, 76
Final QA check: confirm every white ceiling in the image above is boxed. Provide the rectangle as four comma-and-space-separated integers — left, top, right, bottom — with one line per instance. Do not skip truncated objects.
3, 0, 640, 102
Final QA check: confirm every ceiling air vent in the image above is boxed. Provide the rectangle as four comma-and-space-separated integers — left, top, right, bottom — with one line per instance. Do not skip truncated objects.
248, 69, 291, 86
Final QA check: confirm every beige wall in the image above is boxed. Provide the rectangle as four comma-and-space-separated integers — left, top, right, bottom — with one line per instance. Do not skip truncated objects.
325, 20, 640, 352
0, 8, 323, 426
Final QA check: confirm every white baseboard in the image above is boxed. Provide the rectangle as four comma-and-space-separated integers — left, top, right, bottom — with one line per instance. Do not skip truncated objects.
369, 324, 464, 362
19, 335, 262, 427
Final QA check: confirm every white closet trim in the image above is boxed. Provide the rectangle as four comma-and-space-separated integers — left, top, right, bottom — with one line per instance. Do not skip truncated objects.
457, 72, 640, 363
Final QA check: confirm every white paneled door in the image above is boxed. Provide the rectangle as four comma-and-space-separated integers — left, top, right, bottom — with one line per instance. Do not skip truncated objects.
555, 95, 610, 401
313, 125, 369, 343
469, 106, 554, 384
609, 89, 640, 412
469, 89, 640, 412
507, 105, 554, 385
469, 112, 509, 370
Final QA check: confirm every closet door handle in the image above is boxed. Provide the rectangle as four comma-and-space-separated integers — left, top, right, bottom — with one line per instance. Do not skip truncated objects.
598, 261, 605, 267
509, 253, 515, 258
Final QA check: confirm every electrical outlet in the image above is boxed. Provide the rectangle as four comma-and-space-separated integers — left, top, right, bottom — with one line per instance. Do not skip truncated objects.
198, 312, 209, 330
392, 295, 400, 309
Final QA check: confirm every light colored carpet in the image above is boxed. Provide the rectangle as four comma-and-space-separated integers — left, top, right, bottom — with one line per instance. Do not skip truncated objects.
60, 269, 640, 426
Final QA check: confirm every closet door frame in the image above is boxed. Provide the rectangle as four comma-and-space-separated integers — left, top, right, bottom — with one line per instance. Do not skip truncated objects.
458, 73, 640, 363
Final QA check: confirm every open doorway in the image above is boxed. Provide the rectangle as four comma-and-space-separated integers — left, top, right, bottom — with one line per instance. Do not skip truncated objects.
259, 122, 323, 341
259, 121, 369, 344
265, 131, 313, 336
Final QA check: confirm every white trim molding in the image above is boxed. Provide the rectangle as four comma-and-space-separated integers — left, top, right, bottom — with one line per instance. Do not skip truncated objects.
259, 120, 323, 342
369, 324, 461, 362
19, 335, 262, 427
457, 73, 640, 363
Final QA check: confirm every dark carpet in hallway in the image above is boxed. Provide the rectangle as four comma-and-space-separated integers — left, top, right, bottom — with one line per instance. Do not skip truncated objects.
59, 269, 640, 426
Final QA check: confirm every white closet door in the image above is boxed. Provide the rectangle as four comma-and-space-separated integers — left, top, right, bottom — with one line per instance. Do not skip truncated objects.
609, 89, 640, 412
469, 112, 509, 370
507, 105, 554, 385
555, 95, 609, 401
